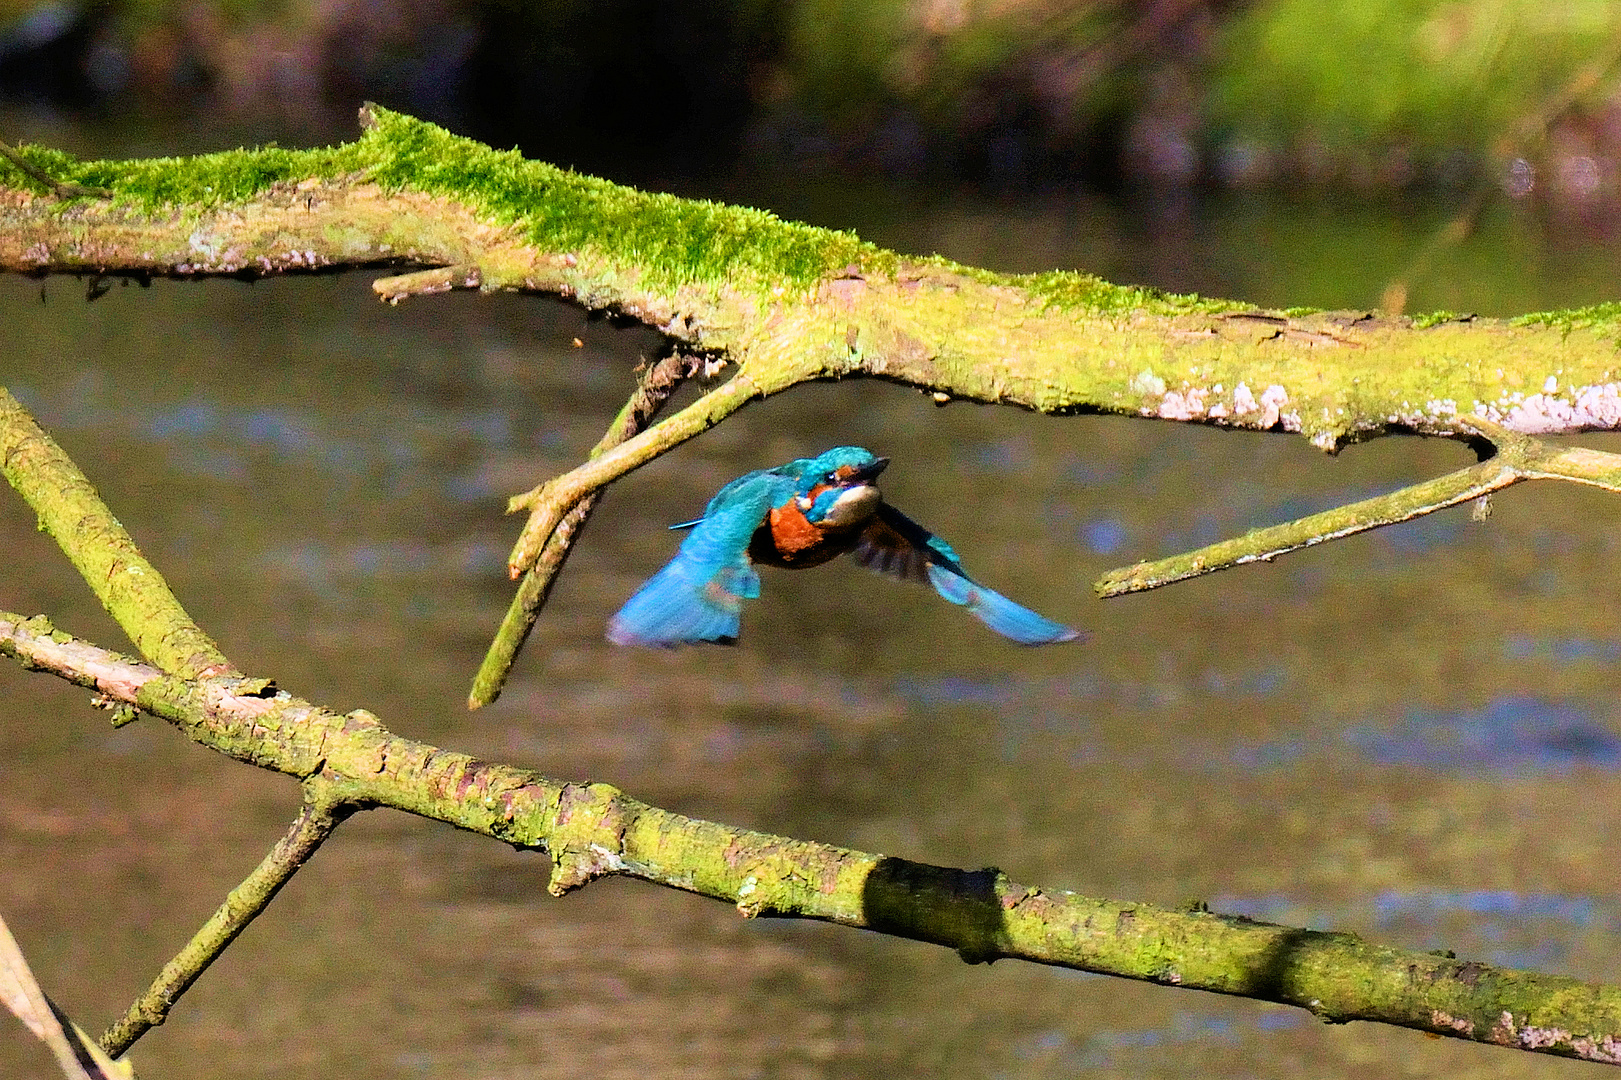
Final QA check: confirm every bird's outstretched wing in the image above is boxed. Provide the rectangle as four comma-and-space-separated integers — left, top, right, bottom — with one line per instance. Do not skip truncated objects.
608, 470, 785, 646
853, 503, 1084, 645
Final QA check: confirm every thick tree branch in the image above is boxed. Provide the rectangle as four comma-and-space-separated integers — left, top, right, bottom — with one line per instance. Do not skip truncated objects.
4, 610, 1621, 1066
6, 106, 1621, 653
6, 110, 1621, 1068
4, 109, 1617, 594
0, 388, 237, 679
2, 106, 1618, 451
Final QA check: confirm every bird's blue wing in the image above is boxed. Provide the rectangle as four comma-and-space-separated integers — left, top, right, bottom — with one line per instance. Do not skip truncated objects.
607, 470, 785, 646
854, 503, 1084, 645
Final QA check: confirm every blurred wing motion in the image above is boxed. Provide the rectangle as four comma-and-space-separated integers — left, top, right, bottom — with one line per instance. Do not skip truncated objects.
607, 473, 779, 646
853, 503, 1084, 645
606, 557, 760, 646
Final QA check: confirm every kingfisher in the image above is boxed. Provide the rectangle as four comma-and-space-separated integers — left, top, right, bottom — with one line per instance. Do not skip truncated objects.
608, 446, 1083, 647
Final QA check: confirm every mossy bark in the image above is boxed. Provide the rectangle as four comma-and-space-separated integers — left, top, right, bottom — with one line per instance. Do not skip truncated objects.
1, 106, 1617, 458
6, 610, 1621, 1066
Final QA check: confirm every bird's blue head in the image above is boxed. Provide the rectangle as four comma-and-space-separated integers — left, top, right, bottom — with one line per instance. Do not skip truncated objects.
788, 446, 888, 493
783, 446, 889, 527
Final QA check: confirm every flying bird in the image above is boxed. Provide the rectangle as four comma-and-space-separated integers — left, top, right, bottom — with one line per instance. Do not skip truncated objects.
608, 446, 1083, 647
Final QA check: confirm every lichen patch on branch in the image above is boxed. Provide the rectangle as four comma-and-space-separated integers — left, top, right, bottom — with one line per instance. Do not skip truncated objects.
1475, 380, 1621, 433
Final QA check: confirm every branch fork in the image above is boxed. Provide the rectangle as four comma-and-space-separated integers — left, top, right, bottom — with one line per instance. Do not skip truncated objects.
1095, 415, 1621, 598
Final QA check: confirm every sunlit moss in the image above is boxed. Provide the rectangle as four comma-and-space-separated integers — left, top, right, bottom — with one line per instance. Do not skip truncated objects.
1510, 301, 1621, 337
1, 107, 1189, 314
2, 107, 888, 295
1014, 269, 1229, 317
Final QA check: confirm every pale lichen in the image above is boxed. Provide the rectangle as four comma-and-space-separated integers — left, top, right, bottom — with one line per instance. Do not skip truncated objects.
1471, 381, 1621, 433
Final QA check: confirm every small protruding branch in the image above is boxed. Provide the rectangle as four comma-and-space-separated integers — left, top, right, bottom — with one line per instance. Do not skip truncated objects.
1096, 455, 1522, 597
0, 140, 112, 200
505, 368, 766, 577
468, 351, 702, 708
0, 388, 236, 679
1096, 418, 1621, 597
99, 782, 354, 1057
373, 264, 482, 304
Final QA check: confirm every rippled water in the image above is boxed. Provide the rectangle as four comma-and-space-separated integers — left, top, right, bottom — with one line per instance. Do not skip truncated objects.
3, 141, 1621, 1078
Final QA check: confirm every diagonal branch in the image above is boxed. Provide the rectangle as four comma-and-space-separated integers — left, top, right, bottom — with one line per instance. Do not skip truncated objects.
99, 783, 354, 1057
5, 609, 1621, 1067
1096, 419, 1621, 597
1379, 22, 1621, 314
0, 911, 131, 1079
468, 350, 706, 708
0, 388, 238, 679
503, 364, 778, 576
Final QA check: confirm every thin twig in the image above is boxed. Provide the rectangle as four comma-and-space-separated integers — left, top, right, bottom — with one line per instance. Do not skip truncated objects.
505, 369, 766, 577
1096, 456, 1522, 596
0, 912, 132, 1078
100, 783, 353, 1057
1380, 23, 1621, 313
1379, 184, 1491, 314
1096, 421, 1621, 597
468, 351, 700, 707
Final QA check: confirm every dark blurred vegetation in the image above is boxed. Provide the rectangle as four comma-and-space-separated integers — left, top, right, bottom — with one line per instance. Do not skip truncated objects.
3, 0, 1621, 201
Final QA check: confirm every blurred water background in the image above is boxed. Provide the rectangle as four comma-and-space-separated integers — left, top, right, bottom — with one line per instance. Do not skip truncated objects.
4, 2, 1621, 1077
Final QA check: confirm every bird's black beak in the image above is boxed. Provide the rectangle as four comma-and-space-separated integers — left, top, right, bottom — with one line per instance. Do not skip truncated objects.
848, 457, 889, 483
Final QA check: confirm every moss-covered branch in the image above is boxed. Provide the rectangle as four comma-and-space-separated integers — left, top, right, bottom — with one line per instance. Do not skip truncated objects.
4, 350, 1620, 1065
469, 350, 706, 707
1, 105, 1616, 458
5, 107, 1618, 601
0, 388, 236, 679
99, 783, 353, 1057
4, 609, 1621, 1066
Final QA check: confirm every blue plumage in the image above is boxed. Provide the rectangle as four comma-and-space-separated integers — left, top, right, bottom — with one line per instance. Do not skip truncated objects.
607, 447, 1083, 647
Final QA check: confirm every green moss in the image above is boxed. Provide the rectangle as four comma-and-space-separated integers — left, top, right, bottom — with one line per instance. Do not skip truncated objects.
1410, 310, 1462, 329
0, 109, 1222, 314
1510, 301, 1621, 336
13, 105, 1617, 332
1017, 268, 1228, 317
3, 107, 886, 295
346, 111, 874, 290
2, 140, 358, 209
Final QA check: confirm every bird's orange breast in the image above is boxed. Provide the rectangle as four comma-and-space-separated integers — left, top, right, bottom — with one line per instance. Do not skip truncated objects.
749, 495, 861, 569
